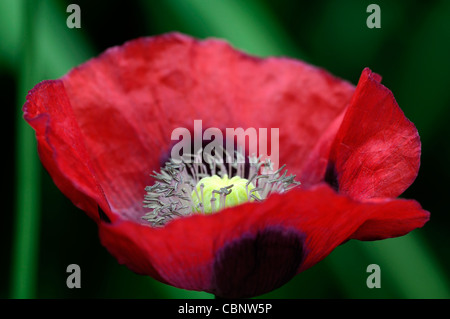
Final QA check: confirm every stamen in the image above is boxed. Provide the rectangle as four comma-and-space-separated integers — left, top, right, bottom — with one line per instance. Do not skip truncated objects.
142, 150, 300, 227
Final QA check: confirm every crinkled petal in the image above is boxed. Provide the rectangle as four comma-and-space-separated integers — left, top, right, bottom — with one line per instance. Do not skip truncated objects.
328, 68, 421, 200
98, 184, 429, 298
43, 33, 354, 221
23, 80, 114, 222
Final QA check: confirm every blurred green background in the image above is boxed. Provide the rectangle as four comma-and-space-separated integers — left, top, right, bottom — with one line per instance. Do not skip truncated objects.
2, 0, 449, 299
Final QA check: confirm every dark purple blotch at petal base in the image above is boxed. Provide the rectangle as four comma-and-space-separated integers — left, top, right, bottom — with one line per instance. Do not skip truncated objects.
211, 227, 305, 298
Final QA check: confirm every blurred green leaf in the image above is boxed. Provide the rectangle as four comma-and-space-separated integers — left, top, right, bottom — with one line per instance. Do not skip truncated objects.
11, 0, 41, 299
325, 242, 397, 298
143, 0, 305, 59
327, 233, 450, 298
35, 0, 95, 79
11, 0, 94, 299
0, 0, 23, 69
396, 1, 450, 142
363, 234, 450, 298
308, 0, 406, 79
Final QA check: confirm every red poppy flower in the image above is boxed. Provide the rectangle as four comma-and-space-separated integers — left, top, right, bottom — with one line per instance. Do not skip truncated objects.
23, 33, 429, 298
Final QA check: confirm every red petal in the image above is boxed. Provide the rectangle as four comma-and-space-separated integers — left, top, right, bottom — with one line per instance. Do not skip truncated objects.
224, 58, 356, 183
98, 184, 428, 297
48, 33, 354, 221
329, 68, 421, 200
23, 81, 113, 222
348, 197, 430, 241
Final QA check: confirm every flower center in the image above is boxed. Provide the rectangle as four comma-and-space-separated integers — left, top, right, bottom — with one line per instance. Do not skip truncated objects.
142, 151, 300, 227
191, 174, 260, 214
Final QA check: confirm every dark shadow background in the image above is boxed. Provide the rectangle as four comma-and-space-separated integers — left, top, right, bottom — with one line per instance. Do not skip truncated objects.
1, 0, 449, 298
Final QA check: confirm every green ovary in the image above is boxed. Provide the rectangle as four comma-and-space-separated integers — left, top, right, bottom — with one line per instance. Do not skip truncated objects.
191, 174, 259, 213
